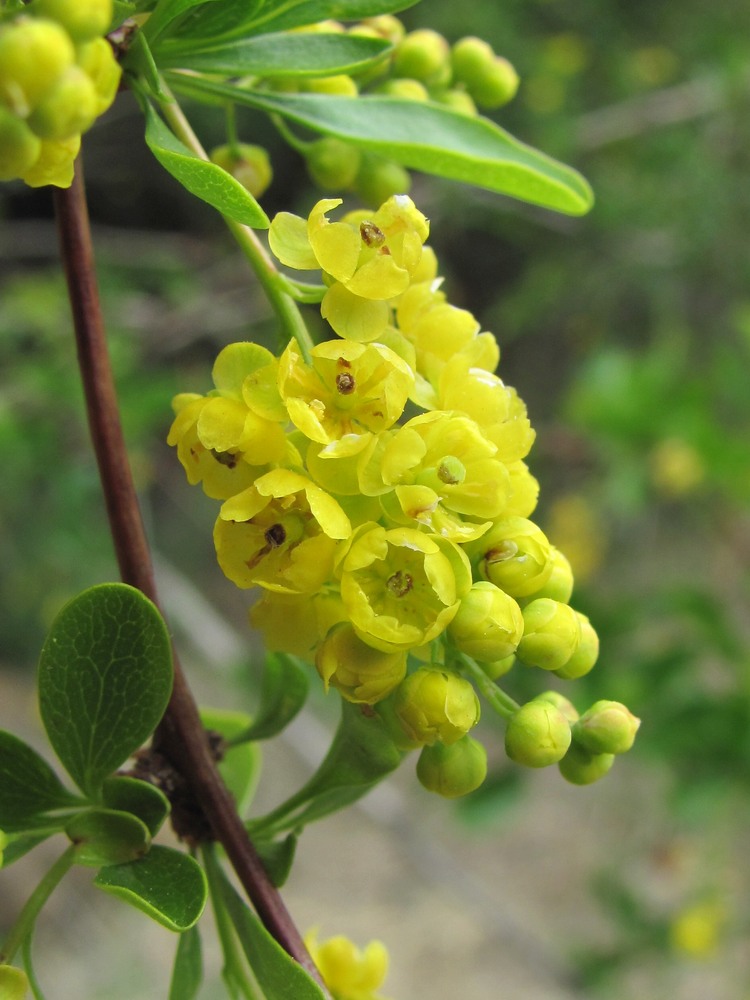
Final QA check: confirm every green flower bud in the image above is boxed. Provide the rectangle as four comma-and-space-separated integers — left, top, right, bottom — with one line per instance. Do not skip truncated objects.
516, 598, 581, 671
362, 15, 406, 45
394, 667, 480, 746
572, 700, 640, 755
470, 56, 519, 109
0, 964, 30, 999
393, 28, 450, 84
305, 137, 361, 190
450, 36, 495, 88
27, 66, 98, 140
554, 611, 599, 679
521, 546, 574, 604
471, 516, 553, 598
209, 143, 273, 198
316, 622, 406, 704
558, 741, 614, 785
505, 700, 571, 768
431, 87, 478, 116
301, 74, 358, 96
33, 0, 113, 43
375, 77, 430, 102
448, 581, 523, 662
478, 654, 515, 681
0, 17, 75, 115
531, 689, 579, 723
353, 153, 411, 207
416, 735, 487, 798
0, 108, 42, 180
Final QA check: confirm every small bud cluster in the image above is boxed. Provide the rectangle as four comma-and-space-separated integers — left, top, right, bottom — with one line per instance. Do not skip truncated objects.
168, 194, 639, 795
0, 0, 120, 188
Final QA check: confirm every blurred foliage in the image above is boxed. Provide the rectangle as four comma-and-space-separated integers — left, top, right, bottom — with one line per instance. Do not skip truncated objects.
2, 0, 750, 994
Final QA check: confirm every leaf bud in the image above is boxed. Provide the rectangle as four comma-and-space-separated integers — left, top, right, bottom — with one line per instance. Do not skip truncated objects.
0, 108, 42, 180
516, 598, 581, 671
416, 735, 487, 797
33, 0, 113, 43
209, 143, 273, 198
447, 581, 523, 662
305, 137, 361, 190
393, 667, 480, 746
505, 700, 571, 768
554, 611, 599, 679
392, 28, 450, 84
471, 516, 553, 598
558, 741, 614, 785
0, 17, 75, 115
572, 700, 640, 755
27, 65, 98, 140
315, 622, 406, 704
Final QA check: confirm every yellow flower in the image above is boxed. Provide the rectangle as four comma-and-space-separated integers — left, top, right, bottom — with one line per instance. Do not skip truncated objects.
337, 522, 471, 652
305, 930, 391, 1000
278, 339, 414, 445
315, 622, 407, 703
249, 590, 345, 657
670, 899, 727, 958
215, 470, 351, 593
393, 667, 480, 745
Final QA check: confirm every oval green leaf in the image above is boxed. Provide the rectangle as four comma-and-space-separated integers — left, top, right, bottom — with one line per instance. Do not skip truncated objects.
102, 775, 171, 837
66, 807, 152, 868
0, 730, 80, 832
238, 654, 309, 743
253, 833, 297, 888
38, 583, 173, 799
143, 102, 270, 229
94, 844, 208, 931
156, 31, 391, 77
168, 76, 593, 215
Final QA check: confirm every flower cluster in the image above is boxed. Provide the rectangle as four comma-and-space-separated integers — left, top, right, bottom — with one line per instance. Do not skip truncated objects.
169, 194, 639, 793
0, 0, 120, 188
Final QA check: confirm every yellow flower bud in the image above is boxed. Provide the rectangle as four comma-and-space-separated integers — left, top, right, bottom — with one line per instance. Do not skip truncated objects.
532, 690, 579, 723
448, 581, 524, 662
34, 0, 113, 43
305, 930, 389, 1000
27, 66, 98, 140
316, 622, 407, 704
76, 37, 121, 116
20, 133, 80, 188
505, 701, 571, 767
516, 598, 581, 671
553, 611, 598, 679
471, 516, 553, 598
416, 735, 487, 797
0, 17, 75, 115
393, 28, 450, 84
394, 667, 480, 746
0, 108, 41, 180
572, 700, 640, 755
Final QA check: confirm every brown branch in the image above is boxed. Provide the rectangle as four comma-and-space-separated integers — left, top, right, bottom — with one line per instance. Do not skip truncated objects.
53, 159, 329, 995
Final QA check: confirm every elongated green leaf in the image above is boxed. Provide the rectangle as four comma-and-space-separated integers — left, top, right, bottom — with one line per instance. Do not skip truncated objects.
246, 0, 421, 38
169, 0, 417, 43
220, 879, 327, 1000
166, 78, 593, 215
169, 926, 203, 1000
0, 731, 80, 832
95, 845, 208, 931
66, 808, 151, 868
143, 0, 222, 44
102, 775, 171, 836
143, 102, 270, 228
253, 834, 297, 887
38, 583, 173, 799
239, 654, 309, 743
156, 32, 391, 77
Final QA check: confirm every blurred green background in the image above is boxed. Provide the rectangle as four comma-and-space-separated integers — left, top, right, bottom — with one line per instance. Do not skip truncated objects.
2, 0, 750, 996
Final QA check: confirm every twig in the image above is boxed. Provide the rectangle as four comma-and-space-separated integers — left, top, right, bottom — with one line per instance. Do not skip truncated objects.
52, 160, 329, 995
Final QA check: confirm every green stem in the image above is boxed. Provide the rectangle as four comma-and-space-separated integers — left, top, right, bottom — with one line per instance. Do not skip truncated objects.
0, 845, 75, 964
21, 933, 47, 1000
156, 85, 314, 363
457, 653, 520, 720
271, 113, 312, 154
202, 845, 263, 1000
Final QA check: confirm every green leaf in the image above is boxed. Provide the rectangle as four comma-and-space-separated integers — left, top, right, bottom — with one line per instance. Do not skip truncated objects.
199, 708, 261, 815
143, 102, 270, 229
245, 0, 421, 38
156, 31, 391, 77
94, 844, 208, 931
253, 834, 297, 888
238, 654, 309, 743
143, 0, 222, 44
66, 807, 152, 868
0, 831, 53, 868
248, 700, 402, 837
158, 0, 265, 44
169, 925, 203, 1000
0, 730, 80, 832
220, 879, 327, 1000
37, 583, 173, 799
102, 775, 171, 836
168, 77, 593, 215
